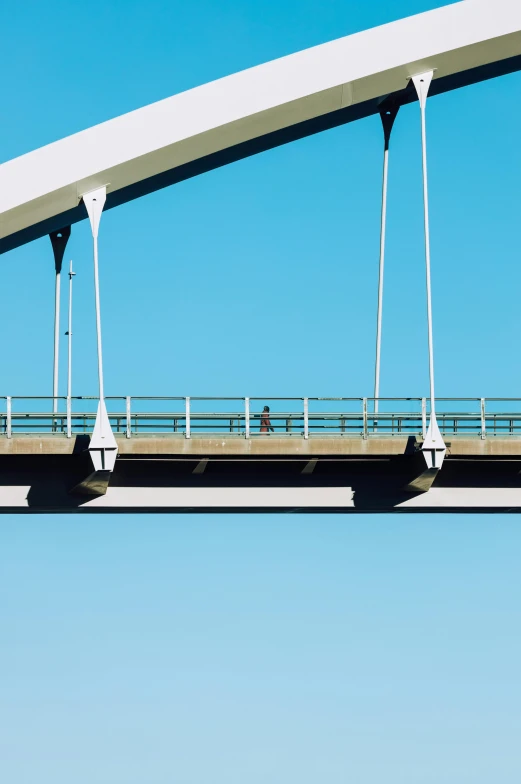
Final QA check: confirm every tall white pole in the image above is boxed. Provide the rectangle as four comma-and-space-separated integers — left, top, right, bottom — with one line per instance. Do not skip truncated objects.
412, 71, 446, 470
83, 187, 107, 403
93, 231, 104, 401
67, 260, 75, 401
374, 105, 399, 414
374, 147, 388, 414
52, 269, 61, 415
49, 227, 70, 416
413, 72, 436, 415
82, 186, 118, 473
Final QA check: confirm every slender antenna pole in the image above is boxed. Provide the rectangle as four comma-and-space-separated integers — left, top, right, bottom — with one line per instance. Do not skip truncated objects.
67, 260, 75, 401
52, 268, 61, 414
374, 104, 399, 414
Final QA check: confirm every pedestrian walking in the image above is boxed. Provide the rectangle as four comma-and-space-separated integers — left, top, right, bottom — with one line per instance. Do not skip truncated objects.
260, 405, 274, 434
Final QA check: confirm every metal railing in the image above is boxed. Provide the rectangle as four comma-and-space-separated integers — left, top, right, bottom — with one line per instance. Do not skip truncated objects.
1, 396, 521, 439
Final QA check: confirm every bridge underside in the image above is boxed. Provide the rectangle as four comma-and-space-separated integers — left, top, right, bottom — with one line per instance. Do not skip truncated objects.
2, 436, 521, 513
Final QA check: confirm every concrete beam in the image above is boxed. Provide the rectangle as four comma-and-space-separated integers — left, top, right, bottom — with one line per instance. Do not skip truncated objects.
0, 435, 520, 457
0, 447, 519, 512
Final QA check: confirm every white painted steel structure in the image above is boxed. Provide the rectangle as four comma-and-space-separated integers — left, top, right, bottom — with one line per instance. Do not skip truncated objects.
1, 0, 521, 500
1, 0, 521, 251
411, 71, 447, 473
83, 187, 118, 474
65, 261, 75, 439
0, 397, 520, 513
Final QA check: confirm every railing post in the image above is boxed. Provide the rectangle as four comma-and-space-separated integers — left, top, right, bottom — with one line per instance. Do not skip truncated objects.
245, 397, 250, 439
421, 397, 427, 440
185, 396, 191, 439
6, 397, 12, 439
481, 398, 486, 440
304, 398, 309, 440
66, 396, 72, 438
126, 396, 132, 438
362, 398, 368, 440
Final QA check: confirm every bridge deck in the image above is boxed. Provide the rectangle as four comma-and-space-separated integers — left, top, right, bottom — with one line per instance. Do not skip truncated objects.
0, 434, 520, 513
1, 434, 521, 457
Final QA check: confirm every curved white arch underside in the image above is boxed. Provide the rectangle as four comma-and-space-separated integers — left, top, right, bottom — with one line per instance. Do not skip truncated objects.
1, 0, 521, 251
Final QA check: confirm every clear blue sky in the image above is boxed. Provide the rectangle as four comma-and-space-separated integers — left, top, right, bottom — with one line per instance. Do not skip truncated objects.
1, 1, 521, 782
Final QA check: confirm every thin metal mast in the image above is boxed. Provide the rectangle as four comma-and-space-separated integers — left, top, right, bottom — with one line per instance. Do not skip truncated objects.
374, 103, 399, 413
53, 268, 61, 414
67, 260, 75, 401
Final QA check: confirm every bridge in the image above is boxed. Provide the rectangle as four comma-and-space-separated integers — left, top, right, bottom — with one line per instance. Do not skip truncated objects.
1, 0, 521, 512
0, 396, 520, 513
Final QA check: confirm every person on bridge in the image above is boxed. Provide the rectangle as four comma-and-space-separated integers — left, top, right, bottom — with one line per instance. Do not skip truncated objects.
261, 406, 275, 434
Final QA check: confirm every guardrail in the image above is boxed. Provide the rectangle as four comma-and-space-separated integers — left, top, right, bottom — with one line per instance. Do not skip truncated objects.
1, 397, 521, 439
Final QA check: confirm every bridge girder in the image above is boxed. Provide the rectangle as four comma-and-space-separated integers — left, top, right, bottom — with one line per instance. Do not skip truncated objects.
0, 436, 520, 513
1, 0, 521, 254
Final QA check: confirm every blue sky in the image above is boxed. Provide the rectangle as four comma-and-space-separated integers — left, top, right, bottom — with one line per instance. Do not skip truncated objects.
1, 1, 521, 782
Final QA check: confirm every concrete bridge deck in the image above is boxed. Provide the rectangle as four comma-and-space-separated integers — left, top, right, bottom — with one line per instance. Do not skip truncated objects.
2, 434, 521, 457
1, 434, 521, 513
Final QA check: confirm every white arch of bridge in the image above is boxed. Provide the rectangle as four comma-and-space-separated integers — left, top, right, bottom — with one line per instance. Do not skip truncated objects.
1, 0, 520, 252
